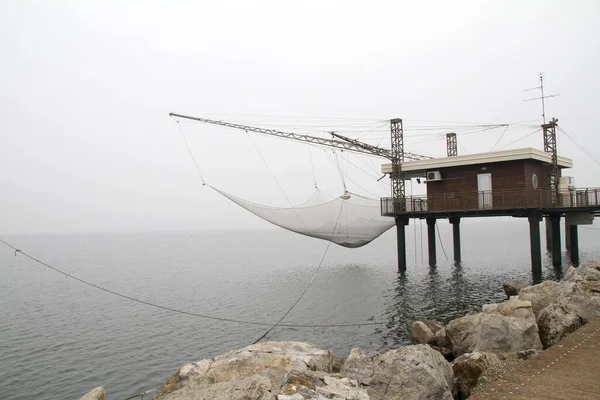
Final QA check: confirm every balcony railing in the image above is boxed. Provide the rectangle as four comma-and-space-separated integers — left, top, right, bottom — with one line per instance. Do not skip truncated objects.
381, 187, 600, 216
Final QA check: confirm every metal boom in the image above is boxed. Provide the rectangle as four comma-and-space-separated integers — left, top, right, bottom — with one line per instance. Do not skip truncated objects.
169, 113, 431, 161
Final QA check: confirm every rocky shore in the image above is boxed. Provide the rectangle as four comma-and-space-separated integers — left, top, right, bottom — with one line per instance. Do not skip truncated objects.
81, 261, 600, 400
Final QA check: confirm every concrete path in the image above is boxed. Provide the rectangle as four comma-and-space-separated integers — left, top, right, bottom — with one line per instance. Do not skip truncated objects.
470, 318, 600, 399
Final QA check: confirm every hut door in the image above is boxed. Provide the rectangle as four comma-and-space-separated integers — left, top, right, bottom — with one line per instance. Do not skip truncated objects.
477, 173, 493, 209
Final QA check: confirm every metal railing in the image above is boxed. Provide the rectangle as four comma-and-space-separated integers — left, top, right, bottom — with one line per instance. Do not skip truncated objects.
381, 187, 600, 215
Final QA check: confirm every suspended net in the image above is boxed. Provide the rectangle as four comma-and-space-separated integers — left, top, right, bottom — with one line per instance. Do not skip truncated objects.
211, 187, 395, 248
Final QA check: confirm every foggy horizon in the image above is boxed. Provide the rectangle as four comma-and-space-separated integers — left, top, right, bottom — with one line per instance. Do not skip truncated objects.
2, 0, 599, 235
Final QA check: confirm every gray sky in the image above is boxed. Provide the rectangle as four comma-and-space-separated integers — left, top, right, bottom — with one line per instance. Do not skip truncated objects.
1, 0, 599, 234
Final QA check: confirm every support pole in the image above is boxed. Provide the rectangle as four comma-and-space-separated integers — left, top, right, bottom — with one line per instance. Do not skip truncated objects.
449, 217, 461, 263
529, 213, 543, 276
565, 219, 571, 251
545, 217, 552, 251
551, 214, 562, 267
427, 218, 437, 266
395, 217, 409, 272
569, 225, 579, 266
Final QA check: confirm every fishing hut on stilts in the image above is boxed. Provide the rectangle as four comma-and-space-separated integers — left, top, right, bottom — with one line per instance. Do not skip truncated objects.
381, 117, 600, 277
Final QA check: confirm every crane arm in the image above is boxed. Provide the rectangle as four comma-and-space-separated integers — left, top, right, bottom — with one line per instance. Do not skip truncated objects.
169, 113, 431, 161
330, 132, 432, 161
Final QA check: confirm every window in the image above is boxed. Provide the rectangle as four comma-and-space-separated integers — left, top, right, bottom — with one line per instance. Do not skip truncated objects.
532, 174, 538, 189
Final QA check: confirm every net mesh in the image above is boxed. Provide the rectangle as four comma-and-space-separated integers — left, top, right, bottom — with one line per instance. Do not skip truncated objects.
212, 187, 395, 248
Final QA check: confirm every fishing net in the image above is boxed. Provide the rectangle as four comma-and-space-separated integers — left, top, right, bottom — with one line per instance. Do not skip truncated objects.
211, 187, 395, 248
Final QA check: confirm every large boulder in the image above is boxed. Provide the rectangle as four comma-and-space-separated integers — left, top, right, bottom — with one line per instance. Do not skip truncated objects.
537, 285, 600, 347
277, 370, 369, 400
411, 320, 443, 345
155, 342, 333, 400
537, 302, 583, 348
80, 387, 105, 400
341, 344, 456, 400
564, 262, 600, 282
446, 298, 542, 356
518, 281, 570, 317
452, 352, 500, 399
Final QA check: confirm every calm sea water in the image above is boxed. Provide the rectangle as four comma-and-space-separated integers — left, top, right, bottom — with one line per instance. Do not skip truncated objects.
1, 220, 599, 400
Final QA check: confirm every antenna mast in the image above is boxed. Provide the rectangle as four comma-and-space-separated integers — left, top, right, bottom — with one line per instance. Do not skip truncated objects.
523, 72, 559, 124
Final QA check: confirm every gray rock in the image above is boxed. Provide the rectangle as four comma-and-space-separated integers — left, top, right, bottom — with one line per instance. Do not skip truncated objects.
277, 370, 369, 400
341, 344, 456, 400
502, 282, 527, 298
564, 262, 600, 282
80, 387, 105, 400
165, 375, 274, 400
411, 321, 436, 345
528, 278, 600, 347
482, 297, 537, 320
537, 301, 582, 348
446, 298, 542, 356
518, 281, 570, 317
452, 352, 500, 398
155, 342, 333, 400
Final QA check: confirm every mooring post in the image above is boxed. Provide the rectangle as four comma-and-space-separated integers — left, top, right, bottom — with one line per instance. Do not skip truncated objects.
449, 217, 461, 263
528, 213, 542, 276
550, 214, 562, 267
569, 224, 579, 266
395, 217, 409, 272
426, 218, 437, 266
545, 216, 552, 251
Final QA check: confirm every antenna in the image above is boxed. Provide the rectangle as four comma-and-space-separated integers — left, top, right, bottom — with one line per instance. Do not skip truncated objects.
523, 73, 559, 124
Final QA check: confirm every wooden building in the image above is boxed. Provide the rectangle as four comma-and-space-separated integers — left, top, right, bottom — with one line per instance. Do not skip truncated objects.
380, 148, 600, 277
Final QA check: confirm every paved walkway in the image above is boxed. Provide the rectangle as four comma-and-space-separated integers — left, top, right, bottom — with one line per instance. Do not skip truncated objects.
470, 318, 600, 400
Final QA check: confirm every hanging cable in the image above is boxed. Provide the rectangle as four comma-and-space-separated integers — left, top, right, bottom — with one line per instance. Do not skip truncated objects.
252, 201, 345, 343
558, 126, 600, 169
246, 131, 294, 207
308, 147, 318, 189
245, 131, 310, 234
174, 119, 206, 185
497, 128, 542, 150
435, 222, 449, 260
0, 237, 388, 328
332, 150, 348, 193
490, 124, 509, 151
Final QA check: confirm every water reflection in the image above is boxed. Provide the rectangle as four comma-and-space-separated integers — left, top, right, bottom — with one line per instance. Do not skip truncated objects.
380, 271, 413, 349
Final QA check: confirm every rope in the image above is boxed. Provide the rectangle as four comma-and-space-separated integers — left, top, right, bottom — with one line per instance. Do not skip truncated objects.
245, 131, 293, 206
252, 201, 345, 343
497, 128, 542, 150
175, 119, 206, 185
558, 126, 600, 169
490, 124, 509, 151
122, 387, 160, 400
435, 221, 449, 261
0, 237, 387, 328
245, 131, 310, 234
332, 150, 348, 193
308, 147, 318, 189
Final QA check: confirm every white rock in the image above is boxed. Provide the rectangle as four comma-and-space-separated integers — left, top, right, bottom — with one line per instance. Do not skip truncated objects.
341, 344, 456, 400
410, 321, 436, 345
518, 281, 570, 317
156, 342, 333, 400
446, 303, 542, 356
80, 387, 105, 400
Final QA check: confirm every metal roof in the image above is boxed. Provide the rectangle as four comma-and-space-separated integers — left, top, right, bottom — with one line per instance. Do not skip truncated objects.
381, 148, 573, 176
